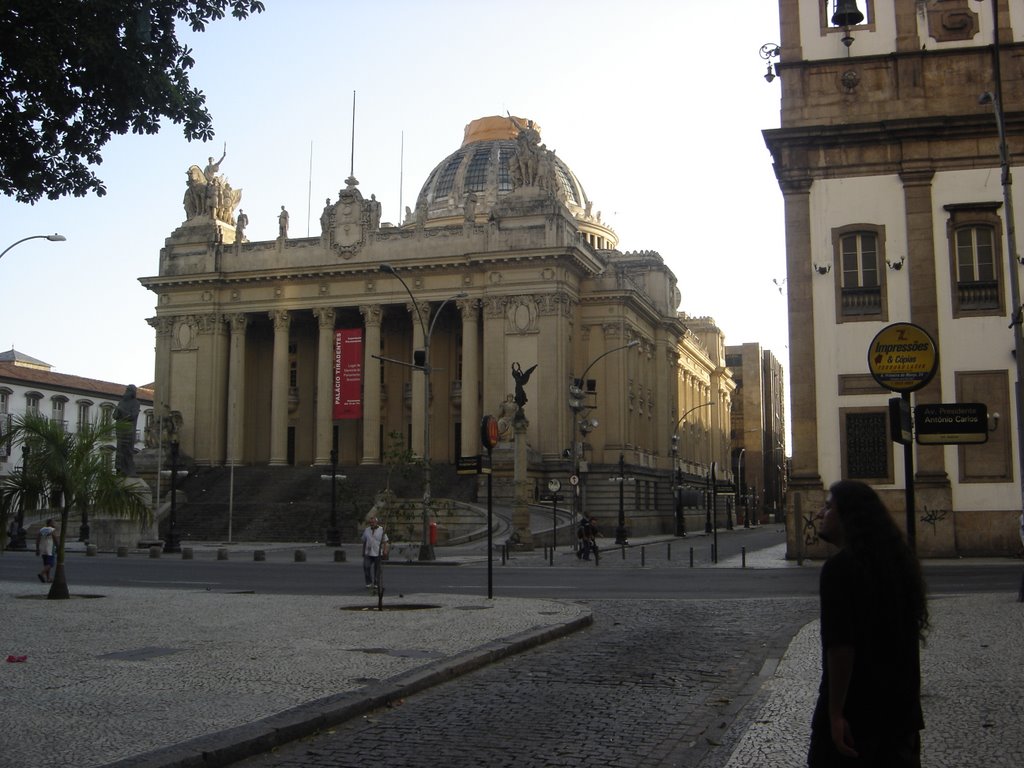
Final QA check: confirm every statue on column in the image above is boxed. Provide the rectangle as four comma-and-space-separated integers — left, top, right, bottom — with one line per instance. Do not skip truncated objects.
113, 385, 140, 477
511, 362, 538, 422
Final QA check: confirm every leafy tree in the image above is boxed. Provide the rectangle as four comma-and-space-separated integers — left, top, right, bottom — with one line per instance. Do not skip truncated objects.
380, 430, 420, 542
0, 413, 151, 599
0, 0, 265, 203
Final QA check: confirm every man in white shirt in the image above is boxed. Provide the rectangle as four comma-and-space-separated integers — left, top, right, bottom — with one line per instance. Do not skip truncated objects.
361, 517, 389, 589
36, 518, 58, 583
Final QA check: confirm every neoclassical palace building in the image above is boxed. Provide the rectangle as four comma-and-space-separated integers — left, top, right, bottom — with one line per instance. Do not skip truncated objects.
140, 116, 734, 534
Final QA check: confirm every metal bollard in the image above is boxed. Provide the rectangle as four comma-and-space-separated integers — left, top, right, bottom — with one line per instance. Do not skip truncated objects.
254, 550, 266, 562
501, 544, 507, 565
217, 547, 229, 561
334, 550, 347, 562
641, 546, 646, 567
149, 545, 161, 559
621, 544, 626, 560
294, 549, 306, 562
689, 546, 694, 568
667, 542, 672, 561
742, 546, 746, 568
117, 546, 128, 558
86, 544, 98, 557
182, 547, 193, 560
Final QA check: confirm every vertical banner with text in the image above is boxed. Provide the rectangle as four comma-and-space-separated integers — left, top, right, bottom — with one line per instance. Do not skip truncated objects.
334, 329, 363, 419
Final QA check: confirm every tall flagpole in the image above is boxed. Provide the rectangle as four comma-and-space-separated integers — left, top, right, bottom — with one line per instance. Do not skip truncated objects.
306, 140, 313, 236
350, 91, 356, 178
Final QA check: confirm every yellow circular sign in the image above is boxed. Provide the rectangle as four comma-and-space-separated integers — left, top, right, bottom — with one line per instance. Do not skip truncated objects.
867, 322, 938, 393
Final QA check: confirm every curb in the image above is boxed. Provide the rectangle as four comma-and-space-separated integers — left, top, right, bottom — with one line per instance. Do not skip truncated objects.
103, 608, 593, 767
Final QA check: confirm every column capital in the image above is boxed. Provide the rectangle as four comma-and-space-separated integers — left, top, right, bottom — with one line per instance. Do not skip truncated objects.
269, 309, 290, 330
359, 304, 383, 327
147, 316, 174, 336
314, 306, 336, 329
228, 313, 249, 334
456, 298, 479, 321
195, 312, 225, 334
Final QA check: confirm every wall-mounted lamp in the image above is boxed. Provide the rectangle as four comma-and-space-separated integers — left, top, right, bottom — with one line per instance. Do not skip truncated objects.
989, 411, 1001, 433
760, 43, 781, 83
886, 256, 905, 271
814, 263, 832, 275
832, 0, 865, 48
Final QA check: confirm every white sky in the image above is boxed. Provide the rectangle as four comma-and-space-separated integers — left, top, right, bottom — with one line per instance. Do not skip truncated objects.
0, 0, 787, 406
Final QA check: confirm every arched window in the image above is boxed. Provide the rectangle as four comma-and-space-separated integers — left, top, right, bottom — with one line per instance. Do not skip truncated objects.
945, 203, 1004, 318
832, 225, 888, 322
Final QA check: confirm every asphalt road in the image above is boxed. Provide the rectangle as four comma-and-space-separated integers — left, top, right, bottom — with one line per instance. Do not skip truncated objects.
0, 528, 1017, 600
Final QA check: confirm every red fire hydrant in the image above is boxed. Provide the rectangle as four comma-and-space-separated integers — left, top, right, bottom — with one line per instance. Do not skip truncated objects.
429, 520, 438, 546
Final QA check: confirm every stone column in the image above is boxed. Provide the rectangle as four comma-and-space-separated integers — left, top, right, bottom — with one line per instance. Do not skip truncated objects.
601, 323, 628, 457
314, 307, 336, 466
458, 299, 480, 458
269, 309, 290, 466
901, 170, 948, 484
195, 313, 228, 466
408, 302, 428, 458
512, 415, 534, 549
360, 304, 383, 464
226, 313, 248, 465
147, 316, 174, 415
781, 179, 821, 492
481, 296, 507, 424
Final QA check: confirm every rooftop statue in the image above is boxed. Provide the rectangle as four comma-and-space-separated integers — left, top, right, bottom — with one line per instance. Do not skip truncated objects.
183, 143, 242, 225
508, 117, 557, 194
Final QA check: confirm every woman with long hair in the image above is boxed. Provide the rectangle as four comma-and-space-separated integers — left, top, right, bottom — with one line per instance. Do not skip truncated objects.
809, 480, 928, 767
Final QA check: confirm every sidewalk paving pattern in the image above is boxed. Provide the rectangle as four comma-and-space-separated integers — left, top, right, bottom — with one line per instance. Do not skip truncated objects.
1, 537, 1022, 767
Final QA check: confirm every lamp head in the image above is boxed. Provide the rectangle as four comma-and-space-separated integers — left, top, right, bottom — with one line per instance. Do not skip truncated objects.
979, 91, 995, 106
379, 263, 396, 274
47, 234, 66, 242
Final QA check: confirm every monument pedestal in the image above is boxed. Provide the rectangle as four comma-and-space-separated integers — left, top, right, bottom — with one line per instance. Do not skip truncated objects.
510, 416, 534, 550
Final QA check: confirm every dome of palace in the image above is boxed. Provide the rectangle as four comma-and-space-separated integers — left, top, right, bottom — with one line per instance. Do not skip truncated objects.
412, 115, 595, 225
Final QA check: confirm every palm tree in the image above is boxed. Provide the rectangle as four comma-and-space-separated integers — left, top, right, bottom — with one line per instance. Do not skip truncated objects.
0, 412, 151, 599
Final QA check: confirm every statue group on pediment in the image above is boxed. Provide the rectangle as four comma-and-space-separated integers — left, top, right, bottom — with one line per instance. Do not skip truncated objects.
183, 144, 243, 225
508, 118, 558, 195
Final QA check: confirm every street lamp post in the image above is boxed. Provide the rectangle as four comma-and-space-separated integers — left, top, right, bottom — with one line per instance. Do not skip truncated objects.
568, 340, 640, 543
610, 453, 633, 545
378, 263, 467, 561
0, 233, 66, 262
671, 401, 714, 538
320, 449, 347, 547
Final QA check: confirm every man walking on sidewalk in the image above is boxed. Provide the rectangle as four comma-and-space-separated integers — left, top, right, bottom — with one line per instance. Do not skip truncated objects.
36, 519, 58, 583
361, 517, 389, 589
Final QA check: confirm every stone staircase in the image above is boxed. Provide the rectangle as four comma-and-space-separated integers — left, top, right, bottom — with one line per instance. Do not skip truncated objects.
164, 463, 479, 544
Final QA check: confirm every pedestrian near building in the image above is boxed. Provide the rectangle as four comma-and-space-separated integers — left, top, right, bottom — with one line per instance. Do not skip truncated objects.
809, 480, 929, 767
576, 514, 599, 561
36, 518, 59, 583
361, 516, 389, 589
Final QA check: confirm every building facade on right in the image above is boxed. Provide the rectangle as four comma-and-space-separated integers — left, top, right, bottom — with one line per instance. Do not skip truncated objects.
764, 0, 1024, 556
